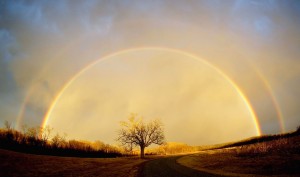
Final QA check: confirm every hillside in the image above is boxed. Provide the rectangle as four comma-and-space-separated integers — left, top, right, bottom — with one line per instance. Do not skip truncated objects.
180, 131, 300, 176
198, 128, 300, 150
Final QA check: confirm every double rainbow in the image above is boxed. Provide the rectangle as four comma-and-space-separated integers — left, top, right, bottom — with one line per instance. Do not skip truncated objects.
16, 47, 286, 135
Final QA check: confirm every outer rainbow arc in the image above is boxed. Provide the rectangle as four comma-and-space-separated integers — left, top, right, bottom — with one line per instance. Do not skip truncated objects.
42, 47, 262, 136
15, 37, 87, 130
15, 87, 33, 130
241, 57, 285, 133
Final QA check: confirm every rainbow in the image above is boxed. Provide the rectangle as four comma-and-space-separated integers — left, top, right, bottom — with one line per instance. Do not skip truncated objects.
15, 86, 33, 130
41, 47, 263, 135
253, 67, 285, 132
15, 37, 86, 130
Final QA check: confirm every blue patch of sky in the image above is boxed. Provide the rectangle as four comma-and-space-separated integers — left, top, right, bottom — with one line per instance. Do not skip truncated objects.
254, 16, 272, 36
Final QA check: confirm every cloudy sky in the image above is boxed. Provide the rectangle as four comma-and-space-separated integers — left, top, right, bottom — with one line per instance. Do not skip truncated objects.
1, 0, 300, 145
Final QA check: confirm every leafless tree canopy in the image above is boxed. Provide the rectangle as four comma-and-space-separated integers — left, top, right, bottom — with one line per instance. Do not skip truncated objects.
117, 114, 165, 158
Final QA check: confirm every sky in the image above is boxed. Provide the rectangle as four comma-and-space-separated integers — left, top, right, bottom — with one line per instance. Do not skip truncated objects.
0, 0, 300, 145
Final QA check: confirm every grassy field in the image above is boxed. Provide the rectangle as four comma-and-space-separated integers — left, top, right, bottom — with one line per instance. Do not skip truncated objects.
178, 135, 300, 176
197, 129, 300, 151
2, 130, 300, 176
0, 148, 149, 177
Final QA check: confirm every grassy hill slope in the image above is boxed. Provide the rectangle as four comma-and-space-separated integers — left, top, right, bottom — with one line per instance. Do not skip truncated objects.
180, 130, 300, 176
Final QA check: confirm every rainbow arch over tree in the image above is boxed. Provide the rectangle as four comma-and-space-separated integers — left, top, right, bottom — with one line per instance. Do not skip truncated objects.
40, 47, 263, 136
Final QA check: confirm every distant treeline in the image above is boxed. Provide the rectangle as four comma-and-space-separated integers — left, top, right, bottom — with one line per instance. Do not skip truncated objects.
0, 122, 122, 158
150, 142, 197, 155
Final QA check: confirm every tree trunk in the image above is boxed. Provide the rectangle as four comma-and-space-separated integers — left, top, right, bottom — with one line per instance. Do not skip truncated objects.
140, 145, 145, 158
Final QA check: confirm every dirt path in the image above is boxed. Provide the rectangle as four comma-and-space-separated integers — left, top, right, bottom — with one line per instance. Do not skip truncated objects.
140, 155, 221, 177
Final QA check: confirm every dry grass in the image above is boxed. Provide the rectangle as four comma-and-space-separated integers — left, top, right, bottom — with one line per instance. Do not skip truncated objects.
233, 136, 300, 156
0, 148, 150, 177
178, 135, 300, 177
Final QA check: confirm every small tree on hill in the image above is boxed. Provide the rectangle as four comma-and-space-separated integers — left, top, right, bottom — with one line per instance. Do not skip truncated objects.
117, 114, 165, 158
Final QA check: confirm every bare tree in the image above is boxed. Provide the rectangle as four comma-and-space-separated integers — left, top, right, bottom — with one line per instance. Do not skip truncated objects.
4, 120, 12, 131
39, 126, 53, 146
117, 114, 165, 158
51, 133, 67, 148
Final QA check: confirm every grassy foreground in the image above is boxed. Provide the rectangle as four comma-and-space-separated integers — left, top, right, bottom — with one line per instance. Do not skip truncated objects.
0, 148, 148, 177
178, 134, 300, 176
2, 129, 300, 176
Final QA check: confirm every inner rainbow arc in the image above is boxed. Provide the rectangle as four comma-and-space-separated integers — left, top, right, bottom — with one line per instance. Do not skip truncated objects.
42, 47, 262, 135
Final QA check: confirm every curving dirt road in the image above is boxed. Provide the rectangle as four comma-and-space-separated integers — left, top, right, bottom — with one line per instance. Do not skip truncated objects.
140, 155, 222, 177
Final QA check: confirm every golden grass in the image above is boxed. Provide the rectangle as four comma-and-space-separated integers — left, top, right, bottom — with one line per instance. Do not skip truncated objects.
178, 135, 300, 177
0, 148, 149, 177
233, 136, 299, 156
